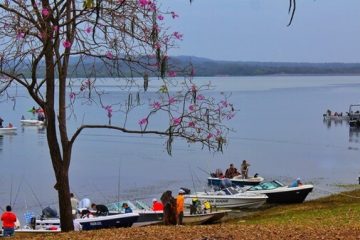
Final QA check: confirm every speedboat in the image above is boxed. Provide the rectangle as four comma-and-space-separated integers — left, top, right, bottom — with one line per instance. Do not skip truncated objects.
107, 200, 163, 227
245, 180, 313, 204
207, 175, 264, 187
34, 212, 139, 230
0, 127, 17, 134
184, 187, 267, 209
20, 119, 45, 126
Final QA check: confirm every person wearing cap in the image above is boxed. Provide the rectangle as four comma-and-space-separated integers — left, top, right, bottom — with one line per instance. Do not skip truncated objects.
176, 189, 185, 225
152, 198, 164, 211
289, 178, 303, 188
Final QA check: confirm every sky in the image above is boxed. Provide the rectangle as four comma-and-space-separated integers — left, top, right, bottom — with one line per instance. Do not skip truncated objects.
159, 0, 360, 63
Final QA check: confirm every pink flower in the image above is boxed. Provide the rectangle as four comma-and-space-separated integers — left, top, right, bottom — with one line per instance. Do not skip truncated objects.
152, 101, 161, 110
171, 11, 179, 19
226, 113, 235, 120
42, 8, 50, 17
138, 0, 150, 7
63, 40, 71, 48
16, 32, 25, 40
157, 15, 164, 21
105, 105, 113, 118
189, 104, 195, 112
69, 92, 76, 100
172, 117, 181, 126
106, 51, 114, 59
168, 97, 176, 104
154, 42, 161, 50
138, 118, 148, 126
168, 71, 177, 77
196, 94, 205, 101
191, 85, 197, 93
173, 32, 183, 40
216, 129, 222, 136
188, 121, 196, 128
207, 133, 213, 139
53, 26, 59, 32
85, 26, 92, 34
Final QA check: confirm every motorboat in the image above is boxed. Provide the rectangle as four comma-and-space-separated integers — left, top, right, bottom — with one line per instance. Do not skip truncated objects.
207, 175, 264, 187
34, 212, 139, 230
0, 127, 17, 134
184, 187, 267, 209
348, 104, 360, 128
107, 200, 163, 227
246, 180, 313, 204
20, 119, 45, 126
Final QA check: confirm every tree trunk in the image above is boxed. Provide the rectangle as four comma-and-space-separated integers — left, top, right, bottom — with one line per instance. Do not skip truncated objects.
56, 167, 73, 231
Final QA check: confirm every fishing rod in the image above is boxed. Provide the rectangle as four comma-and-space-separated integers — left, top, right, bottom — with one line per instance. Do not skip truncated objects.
9, 175, 13, 206
12, 175, 25, 209
26, 181, 44, 211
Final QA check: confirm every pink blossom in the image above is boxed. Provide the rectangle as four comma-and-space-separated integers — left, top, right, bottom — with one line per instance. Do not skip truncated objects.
168, 71, 177, 77
152, 101, 161, 110
188, 121, 196, 128
138, 118, 148, 126
138, 0, 150, 7
196, 94, 205, 101
154, 42, 161, 50
105, 105, 113, 118
220, 100, 228, 108
172, 117, 181, 126
171, 11, 179, 19
69, 92, 76, 100
42, 8, 50, 17
106, 51, 114, 59
189, 104, 195, 112
216, 129, 222, 136
226, 113, 235, 120
63, 40, 71, 48
168, 97, 176, 104
191, 85, 197, 93
85, 26, 92, 34
16, 32, 25, 40
207, 133, 213, 139
173, 32, 183, 40
149, 2, 157, 11
157, 15, 164, 21
53, 26, 59, 32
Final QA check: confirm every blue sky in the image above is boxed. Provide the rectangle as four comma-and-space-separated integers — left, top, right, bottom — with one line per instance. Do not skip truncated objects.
160, 0, 360, 63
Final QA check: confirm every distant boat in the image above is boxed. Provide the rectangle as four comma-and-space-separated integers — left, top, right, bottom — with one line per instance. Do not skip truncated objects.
348, 104, 360, 128
246, 180, 313, 204
0, 127, 17, 134
20, 119, 45, 126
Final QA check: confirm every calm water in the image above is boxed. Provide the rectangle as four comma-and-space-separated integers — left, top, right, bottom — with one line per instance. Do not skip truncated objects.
0, 75, 360, 221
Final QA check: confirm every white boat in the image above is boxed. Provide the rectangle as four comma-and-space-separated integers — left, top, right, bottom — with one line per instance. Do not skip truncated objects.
208, 176, 264, 187
0, 127, 17, 134
184, 187, 267, 209
182, 212, 214, 225
245, 180, 314, 204
20, 119, 45, 126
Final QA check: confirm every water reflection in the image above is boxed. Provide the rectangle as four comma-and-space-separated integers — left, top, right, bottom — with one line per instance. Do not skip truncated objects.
322, 118, 345, 128
349, 127, 360, 143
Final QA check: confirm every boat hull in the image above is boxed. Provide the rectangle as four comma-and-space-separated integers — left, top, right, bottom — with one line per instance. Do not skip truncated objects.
0, 127, 17, 134
208, 177, 264, 187
20, 120, 45, 126
76, 213, 138, 230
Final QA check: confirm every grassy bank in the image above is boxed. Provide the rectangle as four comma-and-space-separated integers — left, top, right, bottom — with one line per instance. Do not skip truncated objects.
14, 188, 360, 240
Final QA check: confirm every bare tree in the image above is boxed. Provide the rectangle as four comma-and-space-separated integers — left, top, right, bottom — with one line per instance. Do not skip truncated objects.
0, 0, 234, 231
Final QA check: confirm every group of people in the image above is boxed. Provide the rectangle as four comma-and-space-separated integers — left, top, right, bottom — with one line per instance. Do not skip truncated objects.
160, 189, 186, 225
213, 160, 251, 179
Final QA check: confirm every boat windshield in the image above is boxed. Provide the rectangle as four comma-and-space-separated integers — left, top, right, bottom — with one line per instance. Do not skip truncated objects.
106, 200, 138, 212
222, 187, 240, 195
249, 181, 283, 191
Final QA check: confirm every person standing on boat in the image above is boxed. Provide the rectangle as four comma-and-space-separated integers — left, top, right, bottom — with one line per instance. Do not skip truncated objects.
1, 205, 17, 237
241, 160, 250, 179
176, 189, 185, 225
70, 193, 79, 219
225, 163, 240, 178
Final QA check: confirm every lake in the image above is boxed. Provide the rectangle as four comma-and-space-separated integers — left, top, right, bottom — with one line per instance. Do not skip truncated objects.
0, 75, 359, 220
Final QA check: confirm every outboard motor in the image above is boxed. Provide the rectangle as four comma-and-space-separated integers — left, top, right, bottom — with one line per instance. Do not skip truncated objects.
30, 217, 37, 229
180, 187, 191, 194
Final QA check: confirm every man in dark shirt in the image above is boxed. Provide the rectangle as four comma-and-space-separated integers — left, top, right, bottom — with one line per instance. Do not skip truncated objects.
91, 203, 109, 216
225, 163, 239, 178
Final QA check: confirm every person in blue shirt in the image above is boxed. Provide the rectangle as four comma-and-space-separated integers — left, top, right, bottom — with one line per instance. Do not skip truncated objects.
289, 178, 303, 188
122, 203, 132, 213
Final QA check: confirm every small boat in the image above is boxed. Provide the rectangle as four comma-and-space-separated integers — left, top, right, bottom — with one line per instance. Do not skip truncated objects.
0, 127, 17, 134
182, 212, 215, 225
208, 175, 264, 187
107, 201, 163, 227
246, 180, 313, 204
20, 119, 45, 126
35, 212, 139, 230
184, 187, 267, 209
348, 104, 360, 128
